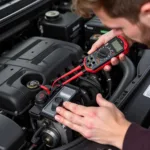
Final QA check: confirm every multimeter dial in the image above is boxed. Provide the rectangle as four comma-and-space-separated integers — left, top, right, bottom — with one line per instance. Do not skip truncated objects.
97, 47, 111, 58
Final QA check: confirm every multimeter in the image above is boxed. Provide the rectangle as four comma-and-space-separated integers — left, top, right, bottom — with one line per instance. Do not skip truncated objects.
84, 36, 129, 73
51, 36, 129, 87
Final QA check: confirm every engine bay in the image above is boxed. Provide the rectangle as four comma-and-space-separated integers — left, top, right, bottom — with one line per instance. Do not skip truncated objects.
0, 0, 150, 150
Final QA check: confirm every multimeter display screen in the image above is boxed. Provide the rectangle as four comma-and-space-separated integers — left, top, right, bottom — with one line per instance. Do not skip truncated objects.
112, 40, 123, 52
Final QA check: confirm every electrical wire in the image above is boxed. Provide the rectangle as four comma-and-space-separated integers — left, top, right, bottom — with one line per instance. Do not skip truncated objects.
39, 85, 51, 95
30, 117, 36, 132
28, 144, 37, 150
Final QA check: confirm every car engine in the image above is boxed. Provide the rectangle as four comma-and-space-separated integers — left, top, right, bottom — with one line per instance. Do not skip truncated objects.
0, 0, 150, 150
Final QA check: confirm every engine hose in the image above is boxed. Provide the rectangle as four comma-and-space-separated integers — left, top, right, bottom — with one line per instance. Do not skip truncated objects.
80, 88, 92, 106
103, 71, 112, 99
79, 76, 102, 92
31, 124, 46, 144
87, 74, 102, 91
78, 79, 99, 103
109, 56, 135, 102
51, 137, 84, 150
30, 117, 36, 132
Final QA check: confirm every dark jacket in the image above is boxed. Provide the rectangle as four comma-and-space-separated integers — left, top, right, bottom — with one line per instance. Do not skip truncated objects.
123, 123, 150, 150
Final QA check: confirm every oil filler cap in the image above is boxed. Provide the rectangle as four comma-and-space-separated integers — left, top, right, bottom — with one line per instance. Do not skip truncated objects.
45, 11, 60, 21
26, 80, 40, 89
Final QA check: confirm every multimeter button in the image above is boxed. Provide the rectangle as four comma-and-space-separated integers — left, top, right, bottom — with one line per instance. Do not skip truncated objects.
88, 64, 92, 68
51, 97, 63, 111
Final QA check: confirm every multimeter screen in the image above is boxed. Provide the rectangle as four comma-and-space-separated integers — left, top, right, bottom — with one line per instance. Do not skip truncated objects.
112, 40, 123, 52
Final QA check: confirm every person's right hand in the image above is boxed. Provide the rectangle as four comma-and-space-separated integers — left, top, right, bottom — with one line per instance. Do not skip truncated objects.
88, 30, 126, 71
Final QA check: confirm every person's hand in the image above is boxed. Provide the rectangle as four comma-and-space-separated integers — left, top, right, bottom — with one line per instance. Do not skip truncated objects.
55, 94, 131, 149
88, 30, 127, 71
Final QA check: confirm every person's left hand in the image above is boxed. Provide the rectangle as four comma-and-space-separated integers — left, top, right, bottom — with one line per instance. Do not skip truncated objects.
55, 94, 131, 149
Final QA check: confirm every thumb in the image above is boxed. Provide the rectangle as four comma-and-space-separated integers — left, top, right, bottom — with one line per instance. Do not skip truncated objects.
96, 94, 111, 107
88, 36, 105, 54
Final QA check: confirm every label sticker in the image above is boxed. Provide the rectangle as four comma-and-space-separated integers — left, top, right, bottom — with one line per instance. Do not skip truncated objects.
143, 85, 150, 98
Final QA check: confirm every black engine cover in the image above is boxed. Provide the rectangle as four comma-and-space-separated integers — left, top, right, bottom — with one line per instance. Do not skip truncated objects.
0, 114, 25, 150
0, 37, 83, 115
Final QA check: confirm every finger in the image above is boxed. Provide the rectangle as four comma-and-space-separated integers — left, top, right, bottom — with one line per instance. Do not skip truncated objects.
88, 30, 118, 55
113, 29, 123, 36
104, 65, 112, 72
55, 115, 92, 139
119, 53, 126, 61
88, 37, 105, 54
56, 107, 84, 126
111, 57, 119, 66
63, 101, 89, 116
83, 116, 97, 129
96, 94, 112, 107
55, 115, 85, 134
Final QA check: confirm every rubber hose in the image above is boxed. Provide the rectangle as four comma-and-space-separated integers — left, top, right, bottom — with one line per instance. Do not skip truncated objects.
78, 80, 99, 102
80, 88, 92, 106
109, 56, 135, 102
